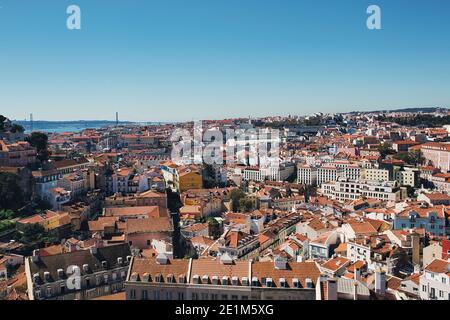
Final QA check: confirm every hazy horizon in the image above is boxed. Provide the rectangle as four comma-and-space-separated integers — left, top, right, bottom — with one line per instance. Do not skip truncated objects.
6, 105, 448, 123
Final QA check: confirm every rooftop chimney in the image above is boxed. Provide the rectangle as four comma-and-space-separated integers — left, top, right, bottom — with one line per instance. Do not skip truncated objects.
354, 267, 361, 281
353, 281, 359, 300
375, 269, 386, 296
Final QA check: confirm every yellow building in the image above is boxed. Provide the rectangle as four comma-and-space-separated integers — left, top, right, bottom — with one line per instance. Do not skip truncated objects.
176, 166, 203, 193
17, 210, 70, 231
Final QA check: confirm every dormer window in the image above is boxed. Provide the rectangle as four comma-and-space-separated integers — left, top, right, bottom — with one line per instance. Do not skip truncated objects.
192, 275, 200, 284
292, 278, 300, 288
266, 278, 273, 287
222, 276, 229, 285
44, 271, 51, 282
211, 276, 219, 285
279, 278, 287, 288
251, 277, 259, 287
202, 275, 209, 284
261, 277, 267, 286
242, 277, 249, 286
178, 275, 186, 283
155, 274, 163, 283
231, 276, 239, 286
142, 273, 151, 282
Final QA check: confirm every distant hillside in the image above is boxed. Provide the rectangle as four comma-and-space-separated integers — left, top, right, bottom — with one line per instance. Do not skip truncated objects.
351, 107, 449, 114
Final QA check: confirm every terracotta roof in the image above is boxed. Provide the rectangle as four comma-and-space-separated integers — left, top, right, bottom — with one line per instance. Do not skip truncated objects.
190, 259, 249, 283
125, 217, 172, 234
397, 205, 447, 219
129, 257, 189, 283
424, 259, 450, 276
251, 261, 321, 288
29, 243, 131, 282
321, 257, 350, 272
347, 260, 366, 273
104, 206, 166, 218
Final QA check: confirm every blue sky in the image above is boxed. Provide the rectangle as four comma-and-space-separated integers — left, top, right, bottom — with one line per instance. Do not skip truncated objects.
0, 0, 449, 122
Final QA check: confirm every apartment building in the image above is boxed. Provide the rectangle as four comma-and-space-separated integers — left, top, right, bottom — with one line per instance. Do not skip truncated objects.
298, 163, 360, 187
0, 140, 36, 167
419, 259, 450, 300
161, 163, 203, 193
243, 163, 295, 182
346, 235, 392, 270
16, 210, 72, 240
57, 171, 88, 200
321, 178, 403, 202
297, 165, 317, 186
25, 243, 131, 300
362, 168, 390, 182
32, 168, 61, 200
393, 204, 448, 236
124, 254, 321, 301
317, 165, 344, 186
420, 142, 450, 171
395, 168, 419, 187
105, 168, 149, 196
104, 189, 168, 209
218, 230, 260, 259
52, 157, 90, 177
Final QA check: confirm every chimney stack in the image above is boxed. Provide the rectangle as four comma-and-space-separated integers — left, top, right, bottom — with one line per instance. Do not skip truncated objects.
375, 269, 386, 296
354, 267, 361, 281
411, 234, 420, 266
353, 281, 359, 300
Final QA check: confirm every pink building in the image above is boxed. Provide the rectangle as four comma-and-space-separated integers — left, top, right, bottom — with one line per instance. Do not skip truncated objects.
421, 142, 450, 172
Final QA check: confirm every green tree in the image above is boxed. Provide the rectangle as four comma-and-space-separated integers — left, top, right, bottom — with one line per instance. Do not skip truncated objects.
239, 197, 255, 212
230, 189, 246, 212
15, 224, 56, 248
394, 150, 425, 166
0, 209, 15, 220
207, 217, 221, 238
378, 143, 395, 158
0, 220, 16, 233
26, 132, 50, 162
408, 150, 425, 166
0, 172, 24, 211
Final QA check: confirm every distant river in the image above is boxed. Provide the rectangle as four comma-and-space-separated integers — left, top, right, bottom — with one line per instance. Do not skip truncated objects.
12, 120, 158, 134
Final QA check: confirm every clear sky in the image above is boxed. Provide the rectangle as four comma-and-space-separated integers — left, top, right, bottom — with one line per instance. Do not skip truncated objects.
0, 0, 449, 122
